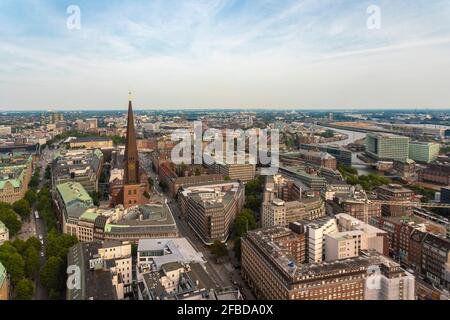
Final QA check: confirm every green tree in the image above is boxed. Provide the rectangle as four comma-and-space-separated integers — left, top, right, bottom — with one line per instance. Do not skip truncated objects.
46, 229, 78, 261
210, 241, 228, 259
45, 165, 52, 180
0, 205, 22, 236
15, 278, 35, 300
234, 208, 257, 238
25, 237, 42, 252
0, 243, 25, 285
13, 199, 31, 219
244, 194, 260, 212
12, 239, 27, 255
40, 256, 64, 298
24, 189, 37, 206
24, 246, 40, 278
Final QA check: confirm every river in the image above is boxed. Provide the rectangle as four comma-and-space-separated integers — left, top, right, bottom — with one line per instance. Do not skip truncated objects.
318, 125, 376, 175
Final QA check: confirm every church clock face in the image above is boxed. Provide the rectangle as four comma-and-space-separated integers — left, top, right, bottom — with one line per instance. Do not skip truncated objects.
128, 163, 136, 171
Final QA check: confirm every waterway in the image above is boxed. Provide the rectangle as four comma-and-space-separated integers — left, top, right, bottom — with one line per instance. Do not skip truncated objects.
318, 125, 375, 175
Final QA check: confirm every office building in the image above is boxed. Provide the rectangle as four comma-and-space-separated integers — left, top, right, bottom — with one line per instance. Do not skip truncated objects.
67, 241, 132, 300
69, 136, 113, 150
262, 175, 321, 227
296, 150, 337, 170
393, 159, 416, 178
299, 144, 352, 166
370, 215, 427, 264
136, 238, 205, 280
52, 149, 103, 194
138, 262, 216, 300
421, 234, 450, 290
376, 184, 415, 217
158, 161, 225, 197
419, 163, 450, 186
204, 155, 256, 182
279, 166, 326, 191
0, 154, 33, 204
179, 181, 245, 244
54, 182, 94, 236
242, 225, 390, 300
366, 133, 409, 162
409, 141, 440, 163
364, 254, 415, 300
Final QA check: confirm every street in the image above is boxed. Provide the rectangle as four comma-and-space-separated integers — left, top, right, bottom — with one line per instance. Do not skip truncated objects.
139, 153, 255, 300
33, 146, 55, 300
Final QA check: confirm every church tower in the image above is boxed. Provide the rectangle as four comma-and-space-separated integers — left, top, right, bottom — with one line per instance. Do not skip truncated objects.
123, 93, 143, 208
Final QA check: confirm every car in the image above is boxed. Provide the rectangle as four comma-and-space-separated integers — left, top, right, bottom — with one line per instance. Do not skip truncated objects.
38, 235, 43, 240
40, 252, 44, 257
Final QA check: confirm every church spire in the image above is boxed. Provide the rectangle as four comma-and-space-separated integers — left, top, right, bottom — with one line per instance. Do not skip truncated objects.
124, 92, 139, 185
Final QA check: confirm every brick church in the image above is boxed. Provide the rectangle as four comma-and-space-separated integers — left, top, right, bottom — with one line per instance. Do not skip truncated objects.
110, 96, 150, 208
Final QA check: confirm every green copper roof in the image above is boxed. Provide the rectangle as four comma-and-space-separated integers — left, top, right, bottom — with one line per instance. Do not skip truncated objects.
79, 209, 100, 222
56, 182, 93, 205
104, 223, 129, 233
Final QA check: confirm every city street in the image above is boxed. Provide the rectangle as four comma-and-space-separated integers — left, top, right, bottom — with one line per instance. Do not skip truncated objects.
139, 153, 255, 300
33, 146, 55, 300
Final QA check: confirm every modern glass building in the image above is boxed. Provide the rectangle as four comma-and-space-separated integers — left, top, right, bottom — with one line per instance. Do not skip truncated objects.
365, 133, 409, 162
408, 141, 440, 163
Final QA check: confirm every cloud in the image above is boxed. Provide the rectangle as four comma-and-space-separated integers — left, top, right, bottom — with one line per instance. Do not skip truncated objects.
0, 0, 449, 109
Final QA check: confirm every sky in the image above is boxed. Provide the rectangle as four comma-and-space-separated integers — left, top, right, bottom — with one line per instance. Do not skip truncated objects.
0, 0, 450, 110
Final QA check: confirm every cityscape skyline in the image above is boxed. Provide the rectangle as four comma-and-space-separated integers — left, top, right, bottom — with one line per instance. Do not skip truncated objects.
1, 0, 450, 110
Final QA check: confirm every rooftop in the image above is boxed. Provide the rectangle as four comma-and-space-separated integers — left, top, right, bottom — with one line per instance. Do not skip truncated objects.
56, 182, 93, 205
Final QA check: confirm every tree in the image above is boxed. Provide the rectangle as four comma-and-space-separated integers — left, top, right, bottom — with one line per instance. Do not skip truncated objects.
194, 168, 201, 176
25, 237, 41, 252
24, 189, 37, 206
45, 165, 52, 180
15, 278, 34, 300
233, 237, 242, 261
245, 194, 260, 212
210, 241, 228, 259
24, 246, 40, 278
234, 209, 257, 238
46, 229, 78, 261
0, 244, 25, 285
40, 256, 64, 298
13, 199, 31, 219
12, 239, 27, 255
0, 205, 22, 236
